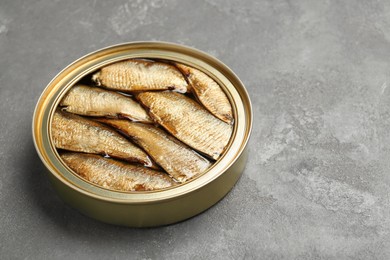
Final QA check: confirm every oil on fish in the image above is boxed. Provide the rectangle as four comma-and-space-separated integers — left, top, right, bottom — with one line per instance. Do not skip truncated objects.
137, 92, 232, 160
98, 119, 211, 182
51, 110, 154, 167
60, 84, 152, 123
61, 153, 175, 191
92, 59, 188, 93
176, 63, 233, 124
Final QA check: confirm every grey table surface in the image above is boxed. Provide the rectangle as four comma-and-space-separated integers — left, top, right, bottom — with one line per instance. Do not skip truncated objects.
1, 0, 390, 259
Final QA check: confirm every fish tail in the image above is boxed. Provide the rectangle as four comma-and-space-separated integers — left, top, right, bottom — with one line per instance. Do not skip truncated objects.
92, 71, 101, 86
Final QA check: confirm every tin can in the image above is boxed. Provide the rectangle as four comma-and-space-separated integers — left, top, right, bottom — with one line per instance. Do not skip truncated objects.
32, 42, 252, 227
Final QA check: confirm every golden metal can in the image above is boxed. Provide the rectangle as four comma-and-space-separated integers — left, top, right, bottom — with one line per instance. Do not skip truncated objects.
32, 42, 252, 227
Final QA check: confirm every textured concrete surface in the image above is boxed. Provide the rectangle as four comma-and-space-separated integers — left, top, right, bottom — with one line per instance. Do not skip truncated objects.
1, 0, 390, 259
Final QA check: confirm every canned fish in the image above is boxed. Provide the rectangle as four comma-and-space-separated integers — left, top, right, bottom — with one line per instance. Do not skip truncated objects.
32, 42, 252, 227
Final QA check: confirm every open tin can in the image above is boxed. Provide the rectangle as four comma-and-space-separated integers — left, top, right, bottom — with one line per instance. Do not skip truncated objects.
32, 42, 252, 227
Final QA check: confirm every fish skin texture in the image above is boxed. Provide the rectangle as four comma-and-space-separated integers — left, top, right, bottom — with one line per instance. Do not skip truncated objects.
98, 119, 211, 182
61, 152, 175, 191
51, 110, 153, 167
92, 59, 187, 93
60, 84, 152, 123
175, 63, 233, 124
137, 92, 233, 160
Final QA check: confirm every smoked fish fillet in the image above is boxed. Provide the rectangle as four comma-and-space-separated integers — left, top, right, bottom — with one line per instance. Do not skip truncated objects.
98, 119, 211, 182
61, 153, 175, 191
60, 84, 152, 123
92, 59, 188, 93
175, 63, 233, 124
51, 110, 153, 167
137, 92, 232, 160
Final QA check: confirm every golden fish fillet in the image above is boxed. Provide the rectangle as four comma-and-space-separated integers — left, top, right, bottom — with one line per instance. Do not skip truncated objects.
61, 153, 175, 191
137, 92, 233, 160
60, 84, 152, 123
92, 59, 188, 93
176, 63, 233, 124
98, 119, 211, 182
51, 110, 153, 167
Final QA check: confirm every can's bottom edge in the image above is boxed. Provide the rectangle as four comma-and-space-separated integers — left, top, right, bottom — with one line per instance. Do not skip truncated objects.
47, 148, 248, 228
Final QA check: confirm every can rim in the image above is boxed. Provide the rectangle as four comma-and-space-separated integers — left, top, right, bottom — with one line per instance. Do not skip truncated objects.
32, 41, 252, 204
